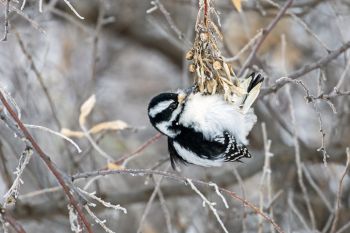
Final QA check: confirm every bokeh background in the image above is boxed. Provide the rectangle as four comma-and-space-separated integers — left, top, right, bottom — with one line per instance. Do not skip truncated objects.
0, 0, 350, 232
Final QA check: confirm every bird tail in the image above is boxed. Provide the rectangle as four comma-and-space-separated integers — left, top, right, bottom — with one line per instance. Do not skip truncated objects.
236, 72, 264, 114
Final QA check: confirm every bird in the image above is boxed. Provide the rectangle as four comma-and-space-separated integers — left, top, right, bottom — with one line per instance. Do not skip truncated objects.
148, 72, 264, 169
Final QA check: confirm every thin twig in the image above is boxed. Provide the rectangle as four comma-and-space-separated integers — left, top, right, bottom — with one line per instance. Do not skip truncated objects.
0, 0, 45, 34
25, 124, 82, 153
264, 0, 331, 52
0, 141, 12, 189
302, 165, 332, 212
19, 186, 61, 200
114, 133, 162, 166
1, 210, 26, 233
287, 191, 311, 231
232, 166, 247, 233
224, 30, 263, 62
259, 122, 274, 233
336, 221, 350, 233
261, 40, 350, 97
156, 186, 173, 233
334, 59, 350, 92
1, 0, 10, 41
330, 148, 350, 233
238, 0, 293, 76
63, 0, 84, 19
286, 85, 316, 229
72, 168, 285, 233
136, 166, 168, 233
91, 0, 105, 82
0, 91, 93, 233
187, 178, 229, 233
148, 0, 185, 40
15, 31, 62, 129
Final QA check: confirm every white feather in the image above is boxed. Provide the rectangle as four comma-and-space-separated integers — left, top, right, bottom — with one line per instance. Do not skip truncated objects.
155, 103, 182, 138
156, 122, 178, 137
242, 82, 262, 114
173, 141, 224, 167
149, 100, 174, 117
178, 93, 257, 144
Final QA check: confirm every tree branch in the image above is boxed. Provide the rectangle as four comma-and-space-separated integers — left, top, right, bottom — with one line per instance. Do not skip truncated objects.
0, 91, 93, 233
238, 0, 294, 76
261, 40, 350, 97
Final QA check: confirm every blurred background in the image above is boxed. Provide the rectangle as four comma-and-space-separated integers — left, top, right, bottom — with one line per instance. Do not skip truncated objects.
0, 0, 350, 232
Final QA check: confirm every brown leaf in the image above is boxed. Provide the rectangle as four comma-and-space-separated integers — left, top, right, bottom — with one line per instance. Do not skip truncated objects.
61, 120, 128, 138
107, 162, 124, 170
79, 94, 96, 125
231, 0, 242, 12
89, 120, 128, 134
61, 128, 85, 138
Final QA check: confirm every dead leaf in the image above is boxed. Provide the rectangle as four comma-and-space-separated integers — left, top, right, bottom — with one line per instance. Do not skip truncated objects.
89, 120, 128, 134
79, 95, 96, 125
61, 120, 128, 138
61, 128, 85, 138
107, 162, 124, 170
231, 0, 242, 12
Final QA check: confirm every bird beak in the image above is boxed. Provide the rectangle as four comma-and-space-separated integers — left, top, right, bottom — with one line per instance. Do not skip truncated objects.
178, 85, 195, 103
178, 93, 186, 103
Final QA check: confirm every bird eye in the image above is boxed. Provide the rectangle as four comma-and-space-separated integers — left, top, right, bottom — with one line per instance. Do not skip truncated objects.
169, 102, 177, 110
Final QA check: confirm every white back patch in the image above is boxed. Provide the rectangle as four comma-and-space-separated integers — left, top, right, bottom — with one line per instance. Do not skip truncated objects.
178, 93, 257, 144
173, 142, 224, 167
149, 100, 174, 117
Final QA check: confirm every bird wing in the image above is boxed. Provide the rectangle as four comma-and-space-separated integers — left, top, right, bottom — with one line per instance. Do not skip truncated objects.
168, 137, 188, 169
178, 93, 256, 144
219, 132, 251, 162
168, 127, 251, 168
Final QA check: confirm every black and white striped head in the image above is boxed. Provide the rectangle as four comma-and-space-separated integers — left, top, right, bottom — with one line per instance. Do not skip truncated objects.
148, 92, 186, 138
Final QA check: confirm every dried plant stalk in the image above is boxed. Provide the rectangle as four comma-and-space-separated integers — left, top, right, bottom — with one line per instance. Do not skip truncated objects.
186, 0, 245, 101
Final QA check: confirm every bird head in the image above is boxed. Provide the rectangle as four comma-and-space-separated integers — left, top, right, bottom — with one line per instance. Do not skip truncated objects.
148, 91, 187, 137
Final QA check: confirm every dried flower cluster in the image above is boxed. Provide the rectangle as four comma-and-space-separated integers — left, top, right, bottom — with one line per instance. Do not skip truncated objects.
187, 0, 245, 100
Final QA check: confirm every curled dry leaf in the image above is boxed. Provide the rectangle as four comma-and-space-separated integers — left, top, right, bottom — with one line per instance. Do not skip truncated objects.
61, 128, 85, 138
61, 120, 128, 138
107, 162, 124, 170
89, 120, 128, 134
186, 50, 194, 60
231, 0, 242, 12
186, 0, 245, 101
79, 94, 96, 125
213, 61, 222, 70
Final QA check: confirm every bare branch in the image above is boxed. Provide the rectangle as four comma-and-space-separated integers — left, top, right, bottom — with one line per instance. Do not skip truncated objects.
261, 40, 350, 97
330, 148, 350, 233
238, 0, 294, 76
0, 90, 93, 233
286, 85, 316, 229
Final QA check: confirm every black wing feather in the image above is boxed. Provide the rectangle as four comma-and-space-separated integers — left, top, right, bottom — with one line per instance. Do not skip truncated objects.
168, 126, 251, 168
222, 132, 251, 162
168, 138, 188, 169
247, 72, 264, 92
174, 126, 226, 160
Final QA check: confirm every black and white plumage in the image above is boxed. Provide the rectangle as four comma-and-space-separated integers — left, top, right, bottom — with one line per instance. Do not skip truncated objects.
148, 73, 264, 168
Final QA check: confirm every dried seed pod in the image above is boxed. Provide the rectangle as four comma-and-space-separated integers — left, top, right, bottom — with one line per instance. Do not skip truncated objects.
198, 78, 205, 92
213, 61, 222, 70
186, 50, 194, 60
189, 64, 196, 73
200, 32, 209, 42
223, 62, 232, 80
231, 84, 247, 96
207, 79, 217, 94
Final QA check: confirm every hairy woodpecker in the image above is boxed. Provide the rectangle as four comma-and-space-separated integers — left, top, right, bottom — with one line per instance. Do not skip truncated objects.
148, 73, 263, 168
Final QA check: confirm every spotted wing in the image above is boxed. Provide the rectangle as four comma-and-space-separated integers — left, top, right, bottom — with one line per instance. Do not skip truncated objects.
168, 126, 251, 168
218, 131, 252, 162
